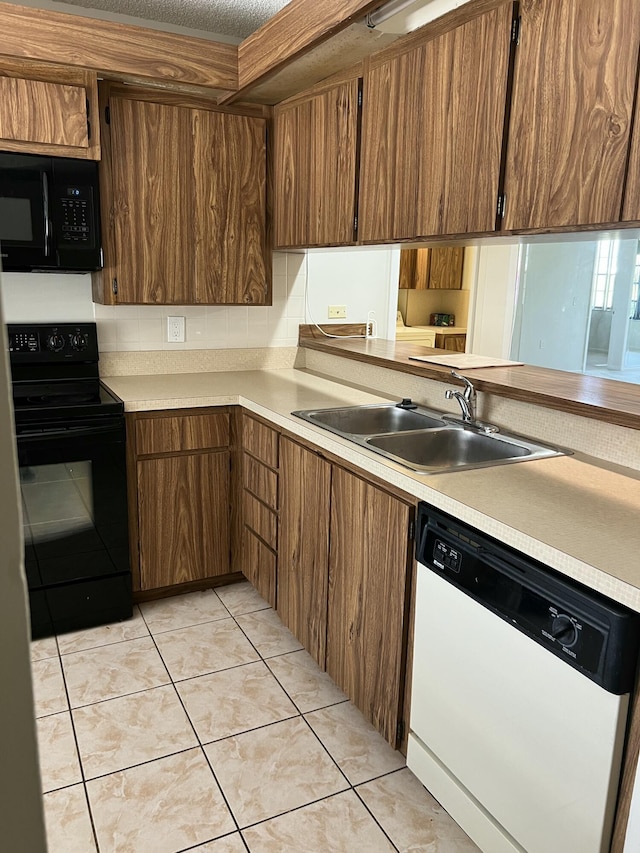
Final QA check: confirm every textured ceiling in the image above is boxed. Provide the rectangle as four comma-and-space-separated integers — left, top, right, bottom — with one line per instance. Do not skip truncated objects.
27, 0, 293, 38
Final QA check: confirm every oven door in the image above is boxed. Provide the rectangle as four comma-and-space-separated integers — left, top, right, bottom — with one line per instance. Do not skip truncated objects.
0, 164, 50, 270
16, 416, 131, 638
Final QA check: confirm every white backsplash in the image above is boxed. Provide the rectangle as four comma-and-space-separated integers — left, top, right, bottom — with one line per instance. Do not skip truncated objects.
1, 252, 307, 351
1, 272, 95, 322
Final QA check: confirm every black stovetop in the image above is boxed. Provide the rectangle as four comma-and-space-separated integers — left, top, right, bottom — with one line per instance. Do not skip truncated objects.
8, 322, 123, 424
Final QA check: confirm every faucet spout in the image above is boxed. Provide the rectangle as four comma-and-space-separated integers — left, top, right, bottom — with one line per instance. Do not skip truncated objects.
445, 371, 477, 423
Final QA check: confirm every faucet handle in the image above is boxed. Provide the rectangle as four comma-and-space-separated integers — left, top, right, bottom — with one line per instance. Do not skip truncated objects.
450, 370, 475, 399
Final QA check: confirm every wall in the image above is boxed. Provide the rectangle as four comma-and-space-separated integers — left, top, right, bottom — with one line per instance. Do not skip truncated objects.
588, 309, 611, 353
469, 244, 520, 358
0, 252, 307, 350
303, 348, 640, 473
1, 248, 399, 349
305, 246, 400, 339
0, 283, 47, 850
510, 241, 597, 371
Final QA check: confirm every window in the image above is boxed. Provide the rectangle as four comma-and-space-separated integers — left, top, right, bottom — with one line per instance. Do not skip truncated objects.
591, 239, 617, 310
631, 242, 640, 320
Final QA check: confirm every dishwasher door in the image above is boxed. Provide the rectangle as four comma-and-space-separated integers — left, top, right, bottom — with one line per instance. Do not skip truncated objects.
408, 564, 630, 853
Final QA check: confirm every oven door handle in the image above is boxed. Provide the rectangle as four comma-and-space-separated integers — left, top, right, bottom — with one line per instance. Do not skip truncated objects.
42, 171, 51, 257
17, 422, 123, 441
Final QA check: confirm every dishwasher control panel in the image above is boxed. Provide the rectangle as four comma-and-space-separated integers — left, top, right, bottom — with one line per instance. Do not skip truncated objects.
432, 538, 462, 573
418, 503, 640, 695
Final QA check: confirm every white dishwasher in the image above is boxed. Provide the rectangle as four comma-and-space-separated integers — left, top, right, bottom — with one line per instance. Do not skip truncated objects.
407, 504, 640, 853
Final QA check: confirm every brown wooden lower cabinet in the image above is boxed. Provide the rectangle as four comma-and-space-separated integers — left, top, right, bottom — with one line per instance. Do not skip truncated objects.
127, 408, 233, 594
327, 465, 413, 745
278, 437, 331, 668
242, 526, 276, 608
137, 450, 230, 590
435, 332, 466, 352
278, 434, 414, 745
239, 412, 280, 608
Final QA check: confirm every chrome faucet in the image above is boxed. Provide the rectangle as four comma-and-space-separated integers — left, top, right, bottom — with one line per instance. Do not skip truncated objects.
445, 371, 476, 423
444, 371, 499, 433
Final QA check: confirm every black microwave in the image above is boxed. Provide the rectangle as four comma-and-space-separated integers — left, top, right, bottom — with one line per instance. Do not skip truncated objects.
0, 152, 102, 273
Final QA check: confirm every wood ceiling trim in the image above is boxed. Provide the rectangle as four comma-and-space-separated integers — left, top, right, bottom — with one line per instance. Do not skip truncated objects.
0, 2, 238, 90
218, 0, 387, 104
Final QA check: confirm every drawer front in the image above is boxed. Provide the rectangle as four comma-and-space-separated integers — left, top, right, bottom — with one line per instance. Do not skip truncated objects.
243, 414, 279, 469
243, 453, 278, 510
135, 412, 229, 455
243, 491, 277, 550
242, 527, 276, 609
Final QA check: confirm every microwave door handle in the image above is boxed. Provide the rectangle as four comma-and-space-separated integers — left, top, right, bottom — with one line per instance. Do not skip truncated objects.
41, 171, 50, 256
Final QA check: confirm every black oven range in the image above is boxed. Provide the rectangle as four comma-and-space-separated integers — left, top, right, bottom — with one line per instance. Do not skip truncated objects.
8, 322, 132, 639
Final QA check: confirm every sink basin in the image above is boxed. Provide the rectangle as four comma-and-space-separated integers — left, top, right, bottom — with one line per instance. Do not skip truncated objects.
365, 427, 534, 473
292, 402, 565, 473
293, 404, 444, 436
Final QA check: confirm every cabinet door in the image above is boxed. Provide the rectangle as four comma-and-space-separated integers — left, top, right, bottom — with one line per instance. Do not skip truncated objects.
193, 110, 269, 304
398, 249, 418, 289
360, 2, 514, 241
274, 79, 360, 248
278, 438, 331, 667
327, 466, 412, 745
109, 97, 195, 304
622, 65, 640, 221
137, 450, 230, 590
503, 0, 640, 230
0, 60, 99, 159
427, 247, 464, 289
242, 526, 277, 609
436, 332, 466, 352
399, 247, 464, 289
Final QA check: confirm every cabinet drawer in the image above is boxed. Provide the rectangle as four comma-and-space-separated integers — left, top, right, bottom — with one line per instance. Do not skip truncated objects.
135, 412, 229, 455
242, 527, 276, 609
243, 490, 277, 550
243, 454, 278, 510
243, 415, 279, 469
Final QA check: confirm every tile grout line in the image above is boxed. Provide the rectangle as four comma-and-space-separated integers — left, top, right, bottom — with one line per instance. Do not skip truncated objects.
141, 588, 246, 844
230, 599, 405, 850
143, 590, 363, 842
51, 636, 101, 853
40, 585, 407, 852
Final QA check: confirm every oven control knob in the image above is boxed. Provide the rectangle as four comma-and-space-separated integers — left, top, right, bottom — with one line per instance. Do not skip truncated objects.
71, 333, 89, 352
551, 614, 578, 648
46, 333, 65, 353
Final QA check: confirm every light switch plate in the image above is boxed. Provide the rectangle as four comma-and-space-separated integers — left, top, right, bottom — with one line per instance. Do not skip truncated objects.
167, 316, 185, 343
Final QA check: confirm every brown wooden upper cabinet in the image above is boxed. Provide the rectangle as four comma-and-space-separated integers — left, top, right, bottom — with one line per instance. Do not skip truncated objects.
503, 0, 640, 231
93, 85, 271, 305
622, 33, 640, 223
359, 1, 516, 242
0, 59, 100, 160
399, 247, 464, 289
273, 76, 361, 248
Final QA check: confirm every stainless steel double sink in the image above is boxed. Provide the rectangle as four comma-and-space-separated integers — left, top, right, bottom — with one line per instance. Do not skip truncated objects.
292, 403, 565, 474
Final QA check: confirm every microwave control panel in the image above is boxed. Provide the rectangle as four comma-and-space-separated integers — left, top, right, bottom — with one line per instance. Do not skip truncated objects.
57, 186, 95, 246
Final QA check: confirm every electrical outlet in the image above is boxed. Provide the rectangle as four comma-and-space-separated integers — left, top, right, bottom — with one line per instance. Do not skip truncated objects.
328, 305, 347, 319
167, 316, 185, 343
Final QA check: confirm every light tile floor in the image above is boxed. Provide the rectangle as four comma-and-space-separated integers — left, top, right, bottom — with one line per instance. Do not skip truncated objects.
31, 581, 479, 853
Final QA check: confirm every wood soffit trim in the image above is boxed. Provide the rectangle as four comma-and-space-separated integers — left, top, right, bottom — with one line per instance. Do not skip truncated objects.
1, 0, 519, 101
220, 0, 388, 104
297, 331, 640, 432
0, 2, 238, 90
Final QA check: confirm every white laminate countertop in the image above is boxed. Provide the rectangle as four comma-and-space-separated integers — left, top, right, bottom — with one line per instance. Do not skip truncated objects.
102, 368, 640, 612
